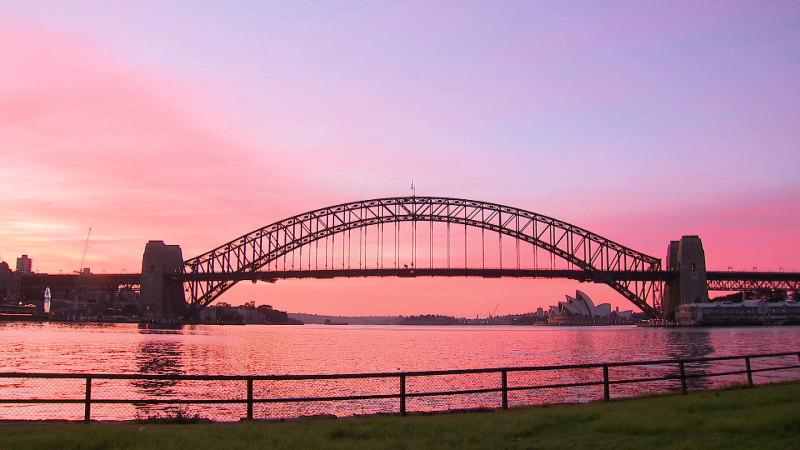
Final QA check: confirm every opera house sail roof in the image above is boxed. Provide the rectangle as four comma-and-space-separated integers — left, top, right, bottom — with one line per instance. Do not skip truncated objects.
550, 290, 633, 320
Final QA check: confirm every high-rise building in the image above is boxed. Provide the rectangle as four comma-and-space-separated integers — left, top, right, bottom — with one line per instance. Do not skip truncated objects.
0, 261, 11, 302
16, 255, 32, 273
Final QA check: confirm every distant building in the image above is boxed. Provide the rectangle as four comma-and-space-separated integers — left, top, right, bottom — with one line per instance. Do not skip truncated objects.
614, 306, 633, 320
675, 300, 800, 326
0, 261, 11, 302
16, 255, 32, 274
547, 290, 634, 325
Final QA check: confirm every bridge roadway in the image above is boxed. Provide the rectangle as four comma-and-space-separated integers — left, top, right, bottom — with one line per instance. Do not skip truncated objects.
18, 269, 800, 284
17, 272, 141, 290
16, 269, 800, 294
173, 268, 800, 291
174, 268, 670, 283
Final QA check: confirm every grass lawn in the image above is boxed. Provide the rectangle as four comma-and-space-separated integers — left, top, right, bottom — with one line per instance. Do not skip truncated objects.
1, 382, 799, 449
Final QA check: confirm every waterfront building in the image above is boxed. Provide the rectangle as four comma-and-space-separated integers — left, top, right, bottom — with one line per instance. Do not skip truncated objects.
15, 255, 32, 274
547, 290, 634, 325
675, 300, 800, 326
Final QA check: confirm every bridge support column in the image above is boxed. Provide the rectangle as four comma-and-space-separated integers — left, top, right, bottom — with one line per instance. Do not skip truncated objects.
663, 236, 709, 320
140, 241, 186, 320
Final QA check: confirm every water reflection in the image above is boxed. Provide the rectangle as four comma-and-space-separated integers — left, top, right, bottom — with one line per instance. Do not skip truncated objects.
130, 336, 186, 418
132, 338, 184, 394
665, 330, 714, 391
665, 329, 715, 360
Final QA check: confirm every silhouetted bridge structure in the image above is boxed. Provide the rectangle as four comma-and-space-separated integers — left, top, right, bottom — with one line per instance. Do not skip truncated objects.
176, 268, 800, 288
22, 269, 798, 293
15, 196, 800, 320
20, 268, 799, 313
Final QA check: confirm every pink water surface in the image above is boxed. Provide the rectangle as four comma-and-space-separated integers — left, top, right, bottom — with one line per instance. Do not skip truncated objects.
1, 322, 798, 421
1, 322, 798, 374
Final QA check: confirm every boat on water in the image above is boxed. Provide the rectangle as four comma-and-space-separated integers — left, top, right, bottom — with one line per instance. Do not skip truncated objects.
0, 304, 47, 321
324, 319, 349, 325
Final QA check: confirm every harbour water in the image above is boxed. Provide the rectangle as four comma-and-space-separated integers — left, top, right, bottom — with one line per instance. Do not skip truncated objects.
2, 322, 799, 374
1, 322, 798, 420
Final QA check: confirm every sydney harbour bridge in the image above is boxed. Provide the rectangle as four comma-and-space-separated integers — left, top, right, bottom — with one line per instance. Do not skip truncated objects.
16, 196, 800, 320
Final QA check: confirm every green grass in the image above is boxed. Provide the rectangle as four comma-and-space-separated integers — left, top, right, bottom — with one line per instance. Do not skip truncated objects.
2, 382, 799, 449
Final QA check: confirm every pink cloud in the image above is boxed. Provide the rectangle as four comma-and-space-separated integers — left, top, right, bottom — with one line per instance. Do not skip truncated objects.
0, 16, 318, 273
578, 188, 800, 272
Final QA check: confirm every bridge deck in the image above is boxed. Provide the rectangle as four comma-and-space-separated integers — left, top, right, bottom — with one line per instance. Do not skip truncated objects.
20, 269, 800, 284
174, 268, 800, 283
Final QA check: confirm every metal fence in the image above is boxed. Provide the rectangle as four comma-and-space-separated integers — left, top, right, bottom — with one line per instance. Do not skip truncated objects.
1, 351, 798, 422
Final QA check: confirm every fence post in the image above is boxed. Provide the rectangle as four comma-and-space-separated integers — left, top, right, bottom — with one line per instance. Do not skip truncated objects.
400, 375, 406, 416
679, 361, 687, 394
501, 370, 508, 410
84, 377, 92, 423
246, 378, 254, 420
745, 357, 753, 386
603, 365, 610, 401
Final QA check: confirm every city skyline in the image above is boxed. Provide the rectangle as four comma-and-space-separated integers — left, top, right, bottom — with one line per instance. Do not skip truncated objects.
2, 1, 798, 316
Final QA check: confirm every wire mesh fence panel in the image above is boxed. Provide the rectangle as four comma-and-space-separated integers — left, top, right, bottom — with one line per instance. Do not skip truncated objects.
406, 392, 502, 414
608, 363, 681, 398
0, 376, 83, 401
699, 359, 750, 389
255, 376, 398, 401
609, 379, 678, 400
252, 377, 399, 419
141, 403, 240, 422
254, 399, 398, 420
506, 366, 604, 406
508, 367, 604, 389
406, 371, 497, 395
750, 355, 800, 384
126, 379, 243, 422
0, 377, 86, 420
0, 402, 86, 421
509, 385, 603, 407
1, 352, 798, 422
680, 361, 716, 391
405, 371, 500, 413
90, 402, 234, 423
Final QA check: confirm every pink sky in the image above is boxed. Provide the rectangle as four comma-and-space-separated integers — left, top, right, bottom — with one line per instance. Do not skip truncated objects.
1, 2, 798, 316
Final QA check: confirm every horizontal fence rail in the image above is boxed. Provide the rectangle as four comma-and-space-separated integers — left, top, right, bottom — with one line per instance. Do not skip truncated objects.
1, 351, 798, 422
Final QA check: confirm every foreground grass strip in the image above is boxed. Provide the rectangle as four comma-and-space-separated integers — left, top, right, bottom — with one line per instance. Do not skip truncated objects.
1, 382, 799, 449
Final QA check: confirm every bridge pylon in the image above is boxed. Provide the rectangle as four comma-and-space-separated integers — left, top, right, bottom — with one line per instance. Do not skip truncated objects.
140, 240, 186, 319
662, 236, 709, 320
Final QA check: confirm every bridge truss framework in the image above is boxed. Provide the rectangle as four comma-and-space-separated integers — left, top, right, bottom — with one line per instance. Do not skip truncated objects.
183, 196, 662, 318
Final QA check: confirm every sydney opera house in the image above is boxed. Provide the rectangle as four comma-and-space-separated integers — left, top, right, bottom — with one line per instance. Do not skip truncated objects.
548, 290, 635, 325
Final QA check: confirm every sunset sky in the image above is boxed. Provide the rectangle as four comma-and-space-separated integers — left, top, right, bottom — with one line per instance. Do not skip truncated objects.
2, 1, 798, 316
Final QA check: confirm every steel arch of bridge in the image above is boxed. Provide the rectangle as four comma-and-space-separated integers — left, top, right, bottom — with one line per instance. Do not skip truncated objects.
183, 197, 662, 318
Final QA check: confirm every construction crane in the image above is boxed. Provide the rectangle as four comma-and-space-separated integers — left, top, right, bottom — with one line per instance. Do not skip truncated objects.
77, 227, 91, 275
